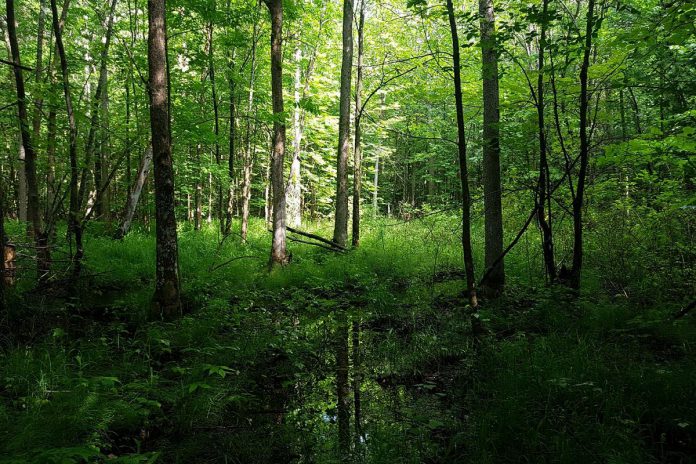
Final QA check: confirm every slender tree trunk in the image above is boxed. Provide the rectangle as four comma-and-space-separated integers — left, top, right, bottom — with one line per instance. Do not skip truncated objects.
479, 0, 504, 294
286, 47, 303, 228
0, 176, 5, 311
569, 0, 595, 289
32, 0, 46, 143
2, 18, 27, 224
195, 145, 203, 230
51, 0, 82, 279
372, 153, 379, 217
8, 0, 49, 279
148, 0, 181, 318
265, 0, 288, 266
225, 48, 236, 235
352, 318, 362, 450
241, 19, 259, 242
352, 0, 365, 248
536, 0, 556, 282
332, 0, 354, 248
336, 310, 350, 460
446, 0, 478, 310
373, 93, 384, 218
115, 147, 153, 239
207, 20, 224, 233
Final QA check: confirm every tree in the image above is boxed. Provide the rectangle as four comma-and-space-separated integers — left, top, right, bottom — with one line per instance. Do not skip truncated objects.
351, 0, 366, 247
50, 0, 82, 278
479, 0, 504, 294
7, 0, 49, 280
148, 0, 182, 317
264, 0, 289, 266
332, 0, 354, 248
568, 0, 596, 289
241, 16, 260, 243
535, 0, 556, 282
445, 0, 478, 310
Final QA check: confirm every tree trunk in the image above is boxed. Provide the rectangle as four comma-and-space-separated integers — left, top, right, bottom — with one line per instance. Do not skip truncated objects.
286, 47, 303, 228
265, 0, 288, 266
148, 0, 181, 318
352, 318, 362, 450
195, 145, 203, 230
224, 48, 236, 235
352, 0, 365, 248
115, 147, 153, 239
207, 20, 224, 234
372, 153, 379, 218
32, 0, 46, 141
241, 19, 259, 242
51, 0, 83, 280
569, 0, 595, 289
332, 0, 354, 248
479, 0, 504, 294
446, 0, 478, 310
336, 310, 350, 460
536, 0, 556, 282
0, 175, 5, 311
2, 17, 27, 224
8, 0, 49, 279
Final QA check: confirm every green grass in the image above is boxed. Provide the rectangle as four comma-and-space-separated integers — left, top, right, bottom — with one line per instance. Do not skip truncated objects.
0, 213, 694, 463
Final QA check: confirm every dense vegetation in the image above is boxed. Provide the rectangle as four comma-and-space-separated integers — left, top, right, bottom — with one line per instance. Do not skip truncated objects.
0, 0, 694, 462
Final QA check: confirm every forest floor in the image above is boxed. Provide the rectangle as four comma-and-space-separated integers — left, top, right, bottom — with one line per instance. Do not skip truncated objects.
0, 216, 695, 463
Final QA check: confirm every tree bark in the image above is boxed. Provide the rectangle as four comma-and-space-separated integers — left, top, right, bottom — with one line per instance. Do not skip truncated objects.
569, 0, 595, 289
51, 0, 84, 280
0, 175, 5, 311
115, 147, 153, 239
241, 18, 259, 242
479, 0, 504, 294
264, 0, 288, 266
351, 0, 365, 248
332, 0, 354, 248
148, 0, 181, 317
286, 47, 303, 228
91, 0, 118, 221
446, 0, 478, 310
8, 0, 49, 279
224, 47, 236, 235
535, 0, 556, 282
207, 19, 224, 234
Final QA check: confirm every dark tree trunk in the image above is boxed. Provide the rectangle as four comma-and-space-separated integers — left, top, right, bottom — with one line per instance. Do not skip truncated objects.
352, 318, 362, 450
207, 19, 224, 234
264, 0, 288, 266
50, 0, 83, 279
336, 310, 350, 460
351, 0, 365, 248
8, 0, 50, 280
148, 0, 181, 318
31, 0, 46, 141
0, 179, 5, 312
332, 0, 354, 248
446, 0, 478, 310
569, 0, 596, 289
479, 0, 504, 294
536, 0, 556, 282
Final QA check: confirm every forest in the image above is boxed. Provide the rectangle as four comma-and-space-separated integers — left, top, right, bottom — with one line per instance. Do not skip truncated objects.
0, 0, 694, 461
